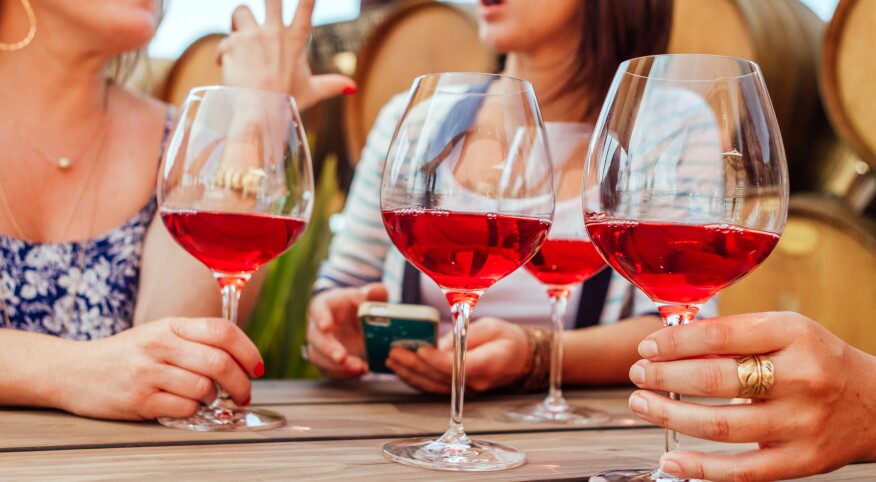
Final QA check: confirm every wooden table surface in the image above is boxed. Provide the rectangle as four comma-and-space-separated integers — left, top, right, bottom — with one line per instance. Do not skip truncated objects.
1, 379, 873, 481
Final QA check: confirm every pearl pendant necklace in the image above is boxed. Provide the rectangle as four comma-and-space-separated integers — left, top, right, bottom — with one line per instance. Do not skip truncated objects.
2, 104, 110, 172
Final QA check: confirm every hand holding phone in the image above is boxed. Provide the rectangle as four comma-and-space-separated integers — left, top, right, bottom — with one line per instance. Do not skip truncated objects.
358, 302, 440, 374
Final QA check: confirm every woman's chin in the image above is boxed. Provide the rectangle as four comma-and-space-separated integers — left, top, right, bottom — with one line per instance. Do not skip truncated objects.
478, 29, 519, 55
103, 21, 156, 54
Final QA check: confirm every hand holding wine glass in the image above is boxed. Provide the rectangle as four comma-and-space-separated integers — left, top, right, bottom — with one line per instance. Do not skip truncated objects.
380, 72, 554, 471
583, 54, 789, 481
629, 312, 876, 482
158, 85, 314, 431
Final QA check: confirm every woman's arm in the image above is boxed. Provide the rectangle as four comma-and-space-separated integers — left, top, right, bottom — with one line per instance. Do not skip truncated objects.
562, 315, 662, 385
0, 330, 70, 409
0, 318, 263, 420
133, 215, 264, 325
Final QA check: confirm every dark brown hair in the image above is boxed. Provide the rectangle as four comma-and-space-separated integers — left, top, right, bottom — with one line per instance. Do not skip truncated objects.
574, 0, 674, 120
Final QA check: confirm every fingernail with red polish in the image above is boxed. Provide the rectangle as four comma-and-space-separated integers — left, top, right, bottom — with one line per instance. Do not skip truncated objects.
254, 362, 265, 378
241, 395, 251, 407
343, 86, 357, 95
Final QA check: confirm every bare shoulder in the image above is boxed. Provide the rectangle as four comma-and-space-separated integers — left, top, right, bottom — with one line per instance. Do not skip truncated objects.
99, 86, 172, 223
108, 86, 172, 164
111, 85, 172, 135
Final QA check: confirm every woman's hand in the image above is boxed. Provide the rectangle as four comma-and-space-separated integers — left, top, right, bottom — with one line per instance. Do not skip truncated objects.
58, 317, 263, 421
627, 311, 876, 482
217, 0, 355, 111
305, 283, 387, 379
387, 317, 531, 394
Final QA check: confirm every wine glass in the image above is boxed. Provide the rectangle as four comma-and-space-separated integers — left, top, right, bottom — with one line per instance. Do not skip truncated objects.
380, 72, 555, 471
506, 122, 610, 424
583, 54, 788, 481
157, 85, 314, 431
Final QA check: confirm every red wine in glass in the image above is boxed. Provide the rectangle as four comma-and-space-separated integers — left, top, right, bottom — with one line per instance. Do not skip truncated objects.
382, 208, 550, 302
161, 210, 307, 275
585, 220, 780, 306
524, 239, 606, 291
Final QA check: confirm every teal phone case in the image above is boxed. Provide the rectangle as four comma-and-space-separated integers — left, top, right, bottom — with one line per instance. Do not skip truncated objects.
361, 315, 438, 374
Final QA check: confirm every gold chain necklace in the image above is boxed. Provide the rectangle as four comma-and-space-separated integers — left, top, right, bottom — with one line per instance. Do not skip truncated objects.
0, 98, 112, 330
3, 113, 110, 171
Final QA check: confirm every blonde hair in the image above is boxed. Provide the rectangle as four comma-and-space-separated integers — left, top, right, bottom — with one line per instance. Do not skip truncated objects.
105, 0, 165, 84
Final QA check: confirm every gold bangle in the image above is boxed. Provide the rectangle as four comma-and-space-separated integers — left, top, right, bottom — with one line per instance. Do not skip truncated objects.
507, 326, 552, 393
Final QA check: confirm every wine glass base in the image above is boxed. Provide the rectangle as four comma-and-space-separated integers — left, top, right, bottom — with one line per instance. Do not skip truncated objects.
158, 406, 286, 432
382, 436, 526, 471
505, 400, 611, 424
590, 468, 699, 481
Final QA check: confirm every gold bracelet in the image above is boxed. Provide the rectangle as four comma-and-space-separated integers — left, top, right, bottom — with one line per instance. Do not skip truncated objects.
506, 325, 552, 393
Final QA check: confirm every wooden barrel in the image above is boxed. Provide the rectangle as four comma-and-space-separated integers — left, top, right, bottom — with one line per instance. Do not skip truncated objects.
343, 0, 497, 161
821, 0, 876, 188
159, 33, 225, 107
719, 194, 876, 354
668, 0, 828, 192
821, 0, 876, 211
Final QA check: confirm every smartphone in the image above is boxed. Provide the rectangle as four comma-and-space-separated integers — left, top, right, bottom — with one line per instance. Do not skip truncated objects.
358, 301, 440, 374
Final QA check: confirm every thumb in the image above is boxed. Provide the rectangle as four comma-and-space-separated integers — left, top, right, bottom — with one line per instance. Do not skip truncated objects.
361, 283, 388, 302
437, 318, 502, 351
466, 318, 504, 349
306, 74, 356, 106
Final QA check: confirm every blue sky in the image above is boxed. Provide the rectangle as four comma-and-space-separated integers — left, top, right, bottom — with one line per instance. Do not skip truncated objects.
151, 0, 840, 59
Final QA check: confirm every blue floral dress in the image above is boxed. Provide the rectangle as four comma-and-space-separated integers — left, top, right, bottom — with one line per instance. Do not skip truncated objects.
0, 111, 172, 340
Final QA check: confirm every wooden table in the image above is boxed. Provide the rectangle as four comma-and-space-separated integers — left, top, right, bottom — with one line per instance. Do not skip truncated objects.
1, 380, 873, 480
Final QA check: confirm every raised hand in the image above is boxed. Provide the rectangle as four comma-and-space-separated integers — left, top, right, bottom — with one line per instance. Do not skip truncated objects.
217, 0, 355, 110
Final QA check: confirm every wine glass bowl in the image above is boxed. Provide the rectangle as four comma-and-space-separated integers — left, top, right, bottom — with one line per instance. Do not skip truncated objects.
157, 85, 314, 431
380, 72, 555, 471
583, 55, 788, 481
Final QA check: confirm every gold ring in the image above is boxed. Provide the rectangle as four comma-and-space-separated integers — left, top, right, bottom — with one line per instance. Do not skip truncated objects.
736, 355, 775, 398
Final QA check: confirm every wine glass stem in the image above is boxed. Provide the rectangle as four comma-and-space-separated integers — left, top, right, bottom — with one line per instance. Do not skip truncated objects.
666, 392, 682, 453
546, 291, 569, 408
210, 274, 250, 409
220, 277, 246, 324
657, 305, 698, 458
447, 301, 472, 442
